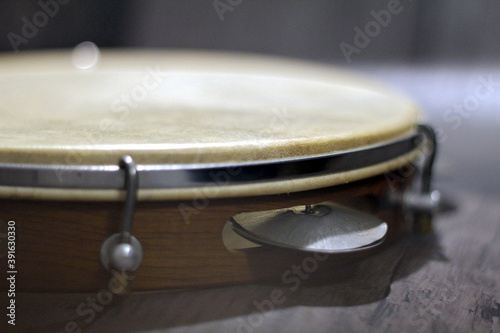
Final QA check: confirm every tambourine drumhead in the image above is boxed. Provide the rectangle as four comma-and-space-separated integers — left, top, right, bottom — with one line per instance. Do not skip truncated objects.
0, 50, 419, 200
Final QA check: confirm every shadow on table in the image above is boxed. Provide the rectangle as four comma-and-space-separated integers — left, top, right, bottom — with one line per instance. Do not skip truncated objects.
16, 212, 458, 333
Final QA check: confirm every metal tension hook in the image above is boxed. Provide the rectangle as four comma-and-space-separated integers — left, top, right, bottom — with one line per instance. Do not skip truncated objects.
100, 156, 143, 273
403, 124, 441, 232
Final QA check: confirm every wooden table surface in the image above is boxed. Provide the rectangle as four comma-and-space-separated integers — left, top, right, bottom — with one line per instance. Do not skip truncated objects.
7, 64, 500, 333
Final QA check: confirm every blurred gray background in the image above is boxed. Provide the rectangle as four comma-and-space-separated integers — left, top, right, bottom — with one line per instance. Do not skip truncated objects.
1, 0, 500, 63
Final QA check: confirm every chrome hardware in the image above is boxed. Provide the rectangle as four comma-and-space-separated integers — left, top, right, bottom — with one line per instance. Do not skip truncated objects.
100, 156, 143, 272
404, 190, 441, 214
223, 124, 442, 253
0, 133, 420, 190
227, 202, 388, 253
403, 124, 441, 232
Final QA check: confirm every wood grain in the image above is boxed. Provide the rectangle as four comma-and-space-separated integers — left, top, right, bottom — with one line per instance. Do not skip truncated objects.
6, 184, 498, 333
0, 175, 406, 292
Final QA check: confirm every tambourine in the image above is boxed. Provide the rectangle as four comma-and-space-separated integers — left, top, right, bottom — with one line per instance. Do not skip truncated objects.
0, 50, 439, 292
